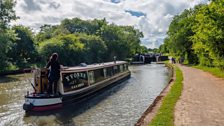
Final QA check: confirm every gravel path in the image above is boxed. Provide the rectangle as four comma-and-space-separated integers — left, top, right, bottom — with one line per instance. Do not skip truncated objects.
175, 65, 224, 126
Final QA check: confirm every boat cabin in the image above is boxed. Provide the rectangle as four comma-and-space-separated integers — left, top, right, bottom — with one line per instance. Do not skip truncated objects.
33, 61, 130, 95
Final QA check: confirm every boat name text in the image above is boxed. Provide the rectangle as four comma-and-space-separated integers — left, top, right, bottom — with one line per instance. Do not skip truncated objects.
65, 72, 87, 82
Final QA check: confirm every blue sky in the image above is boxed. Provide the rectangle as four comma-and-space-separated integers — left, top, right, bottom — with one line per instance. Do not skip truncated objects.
13, 0, 208, 48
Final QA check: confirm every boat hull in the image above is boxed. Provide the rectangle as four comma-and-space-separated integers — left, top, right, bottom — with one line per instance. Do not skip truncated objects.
23, 63, 131, 112
23, 96, 62, 111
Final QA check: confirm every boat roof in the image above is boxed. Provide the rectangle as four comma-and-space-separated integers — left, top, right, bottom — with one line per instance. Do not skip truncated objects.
61, 61, 127, 72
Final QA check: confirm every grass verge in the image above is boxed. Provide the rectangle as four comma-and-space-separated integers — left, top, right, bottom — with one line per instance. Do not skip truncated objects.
149, 65, 183, 126
193, 66, 224, 79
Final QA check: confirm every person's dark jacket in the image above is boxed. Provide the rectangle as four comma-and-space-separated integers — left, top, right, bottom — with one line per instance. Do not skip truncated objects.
46, 60, 60, 81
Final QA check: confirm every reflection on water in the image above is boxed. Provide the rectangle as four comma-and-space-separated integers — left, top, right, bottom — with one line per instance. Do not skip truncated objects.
0, 63, 170, 126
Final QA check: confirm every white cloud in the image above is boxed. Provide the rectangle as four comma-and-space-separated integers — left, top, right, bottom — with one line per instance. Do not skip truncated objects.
13, 0, 208, 48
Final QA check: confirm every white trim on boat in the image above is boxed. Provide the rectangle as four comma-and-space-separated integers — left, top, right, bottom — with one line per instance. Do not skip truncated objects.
25, 97, 62, 106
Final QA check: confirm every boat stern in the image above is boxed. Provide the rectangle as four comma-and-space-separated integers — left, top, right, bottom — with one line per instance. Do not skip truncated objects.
23, 93, 63, 112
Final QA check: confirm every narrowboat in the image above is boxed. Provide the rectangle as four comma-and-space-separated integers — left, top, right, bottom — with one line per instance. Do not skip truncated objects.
23, 61, 131, 111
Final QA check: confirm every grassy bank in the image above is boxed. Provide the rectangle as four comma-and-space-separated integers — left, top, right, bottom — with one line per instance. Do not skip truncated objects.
193, 66, 224, 79
149, 65, 183, 126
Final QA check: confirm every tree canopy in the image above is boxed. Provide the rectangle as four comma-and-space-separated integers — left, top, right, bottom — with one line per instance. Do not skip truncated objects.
35, 18, 145, 66
0, 0, 147, 71
159, 0, 224, 69
0, 0, 17, 71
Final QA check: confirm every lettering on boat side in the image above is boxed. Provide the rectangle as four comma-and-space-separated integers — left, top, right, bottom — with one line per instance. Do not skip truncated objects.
65, 72, 87, 82
62, 72, 88, 91
71, 83, 85, 89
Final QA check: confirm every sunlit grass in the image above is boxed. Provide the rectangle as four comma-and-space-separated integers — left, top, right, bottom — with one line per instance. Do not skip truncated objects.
149, 65, 183, 126
193, 66, 224, 79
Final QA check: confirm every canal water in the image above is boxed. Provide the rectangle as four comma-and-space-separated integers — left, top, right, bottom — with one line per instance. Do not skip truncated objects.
0, 63, 171, 126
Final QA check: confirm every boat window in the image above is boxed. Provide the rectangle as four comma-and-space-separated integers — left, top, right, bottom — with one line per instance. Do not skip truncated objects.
88, 71, 95, 84
113, 65, 120, 74
93, 69, 105, 83
106, 67, 113, 77
124, 64, 128, 71
126, 64, 129, 70
123, 64, 126, 71
62, 71, 88, 92
103, 68, 107, 78
119, 65, 124, 72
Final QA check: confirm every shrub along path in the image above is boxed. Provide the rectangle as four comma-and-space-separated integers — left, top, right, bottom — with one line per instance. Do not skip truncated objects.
175, 65, 224, 126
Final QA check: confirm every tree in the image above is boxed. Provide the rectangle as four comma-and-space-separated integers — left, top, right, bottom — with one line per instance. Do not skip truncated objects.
38, 34, 85, 66
78, 33, 107, 64
7, 26, 37, 67
99, 24, 143, 61
161, 6, 201, 64
36, 18, 144, 65
61, 18, 107, 35
0, 0, 17, 71
191, 1, 224, 68
160, 1, 224, 69
35, 24, 59, 42
0, 0, 17, 27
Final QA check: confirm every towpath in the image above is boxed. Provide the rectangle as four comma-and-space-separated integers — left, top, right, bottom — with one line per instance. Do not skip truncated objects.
175, 65, 224, 126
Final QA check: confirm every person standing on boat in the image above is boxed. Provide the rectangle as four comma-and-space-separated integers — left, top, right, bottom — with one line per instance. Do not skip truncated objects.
46, 53, 61, 95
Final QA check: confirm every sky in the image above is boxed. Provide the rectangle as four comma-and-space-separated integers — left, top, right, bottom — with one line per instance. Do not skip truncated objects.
13, 0, 208, 48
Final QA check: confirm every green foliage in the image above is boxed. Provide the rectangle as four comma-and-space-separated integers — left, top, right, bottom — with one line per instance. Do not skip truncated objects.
0, 29, 17, 71
61, 18, 107, 35
35, 18, 145, 66
159, 1, 224, 69
0, 0, 17, 27
99, 24, 129, 60
138, 45, 149, 54
0, 1, 145, 72
162, 8, 199, 64
99, 24, 143, 60
149, 65, 183, 126
7, 26, 37, 67
191, 1, 224, 68
38, 34, 85, 66
148, 48, 159, 53
35, 24, 60, 42
77, 33, 107, 63
0, 0, 17, 71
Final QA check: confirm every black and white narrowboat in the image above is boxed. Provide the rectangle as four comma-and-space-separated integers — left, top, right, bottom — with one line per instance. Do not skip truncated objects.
23, 61, 131, 111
